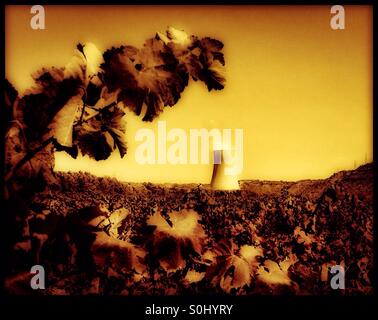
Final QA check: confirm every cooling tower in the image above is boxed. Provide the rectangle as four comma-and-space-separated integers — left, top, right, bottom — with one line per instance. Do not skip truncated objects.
210, 149, 240, 190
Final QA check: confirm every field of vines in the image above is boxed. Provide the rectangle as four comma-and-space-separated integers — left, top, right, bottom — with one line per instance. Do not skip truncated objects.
5, 164, 373, 295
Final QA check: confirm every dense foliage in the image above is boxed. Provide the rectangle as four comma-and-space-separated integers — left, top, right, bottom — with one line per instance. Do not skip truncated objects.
5, 164, 373, 295
3, 28, 226, 285
4, 27, 225, 192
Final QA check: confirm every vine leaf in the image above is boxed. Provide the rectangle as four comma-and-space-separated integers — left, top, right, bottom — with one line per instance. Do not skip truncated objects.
18, 43, 90, 142
184, 270, 206, 284
63, 47, 87, 84
158, 26, 195, 46
146, 209, 206, 271
256, 255, 297, 287
79, 42, 104, 107
107, 207, 129, 238
91, 231, 146, 275
48, 95, 82, 147
157, 27, 226, 91
219, 256, 250, 293
101, 36, 189, 121
18, 43, 102, 144
74, 105, 127, 160
103, 106, 127, 158
239, 244, 263, 267
79, 42, 104, 78
205, 240, 263, 293
18, 67, 83, 141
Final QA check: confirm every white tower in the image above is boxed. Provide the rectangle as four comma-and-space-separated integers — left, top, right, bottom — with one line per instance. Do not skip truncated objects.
205, 119, 240, 190
210, 149, 240, 190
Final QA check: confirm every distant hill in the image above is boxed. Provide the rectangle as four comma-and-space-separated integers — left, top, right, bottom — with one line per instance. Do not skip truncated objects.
240, 163, 373, 201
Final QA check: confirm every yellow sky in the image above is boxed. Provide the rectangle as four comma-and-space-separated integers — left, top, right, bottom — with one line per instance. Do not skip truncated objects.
5, 5, 373, 183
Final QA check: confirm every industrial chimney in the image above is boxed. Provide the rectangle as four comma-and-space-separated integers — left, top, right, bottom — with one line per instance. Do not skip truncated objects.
210, 149, 240, 190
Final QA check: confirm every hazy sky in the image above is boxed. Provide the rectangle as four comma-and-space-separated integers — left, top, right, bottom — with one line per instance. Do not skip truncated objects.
6, 5, 373, 183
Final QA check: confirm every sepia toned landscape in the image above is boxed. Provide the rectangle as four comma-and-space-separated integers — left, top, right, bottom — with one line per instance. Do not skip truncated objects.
4, 6, 373, 296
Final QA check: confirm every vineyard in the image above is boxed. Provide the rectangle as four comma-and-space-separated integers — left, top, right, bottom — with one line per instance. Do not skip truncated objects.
3, 26, 373, 296
5, 163, 373, 295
